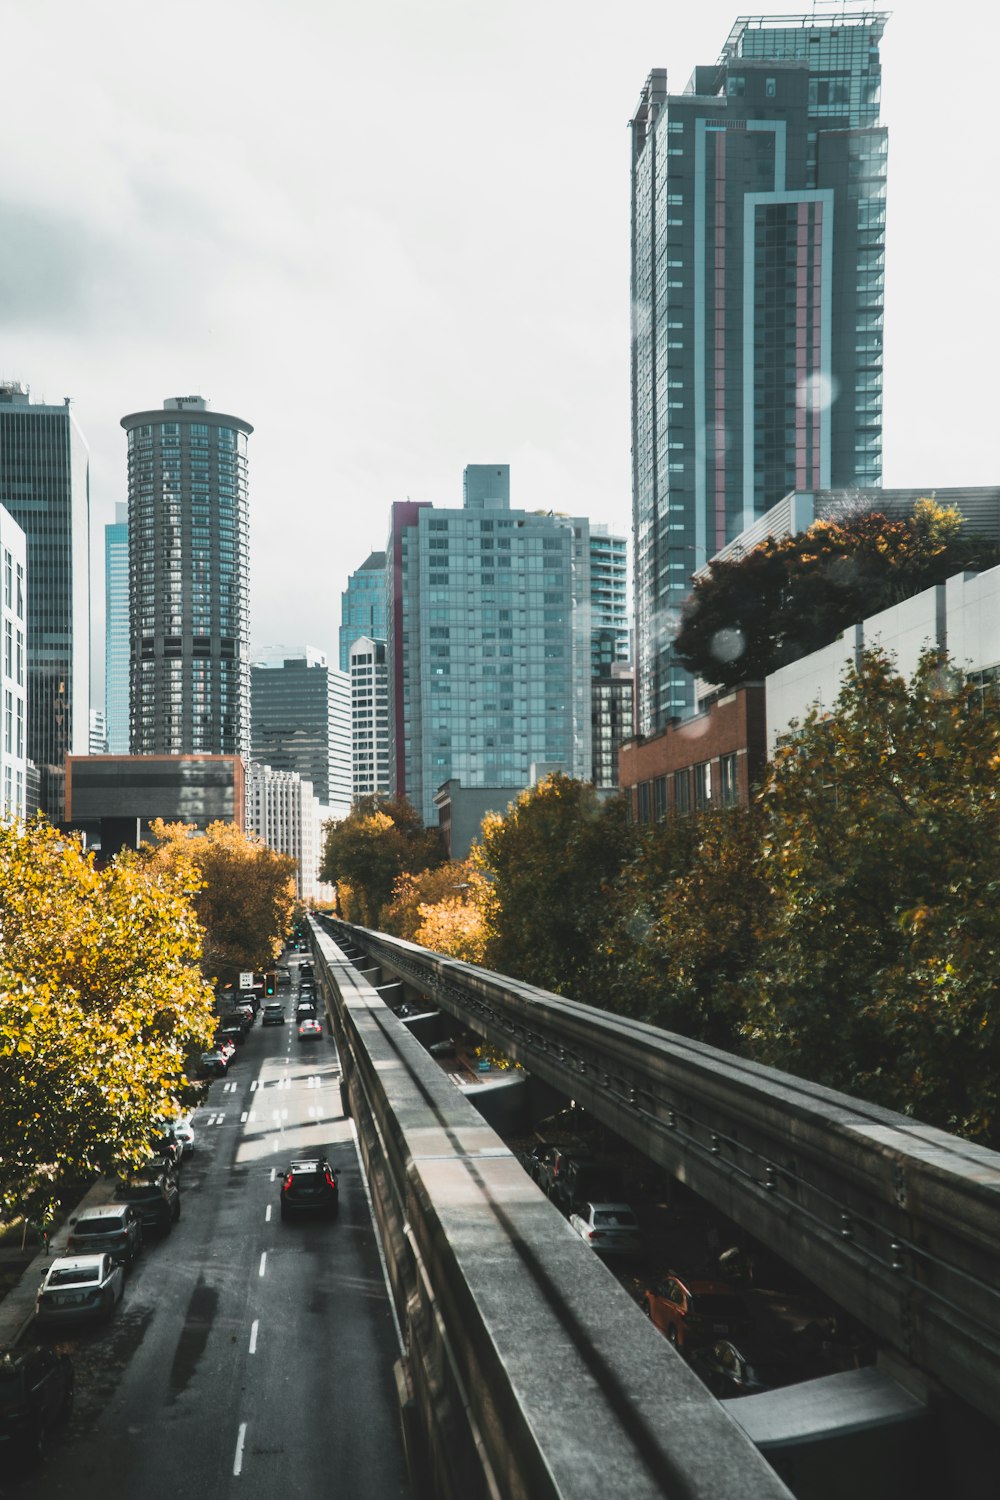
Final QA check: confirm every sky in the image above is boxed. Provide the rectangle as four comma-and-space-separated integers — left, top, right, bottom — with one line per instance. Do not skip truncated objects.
1, 1, 997, 704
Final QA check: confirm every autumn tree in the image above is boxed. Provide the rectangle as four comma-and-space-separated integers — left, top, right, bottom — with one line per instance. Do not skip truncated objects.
146, 820, 297, 982
675, 501, 1000, 688
382, 859, 489, 964
320, 795, 443, 927
475, 774, 635, 998
742, 648, 1000, 1141
0, 820, 217, 1209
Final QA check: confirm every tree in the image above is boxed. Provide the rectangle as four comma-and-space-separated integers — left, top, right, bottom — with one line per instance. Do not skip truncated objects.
0, 820, 216, 1208
475, 775, 635, 998
382, 860, 489, 963
146, 820, 297, 981
675, 501, 1000, 688
320, 796, 443, 927
742, 648, 1000, 1141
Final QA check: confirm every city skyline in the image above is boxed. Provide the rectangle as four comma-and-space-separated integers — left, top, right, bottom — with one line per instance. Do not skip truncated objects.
1, 2, 996, 707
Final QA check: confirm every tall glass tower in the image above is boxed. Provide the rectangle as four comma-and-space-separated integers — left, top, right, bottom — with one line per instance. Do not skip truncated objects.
121, 396, 252, 756
0, 383, 91, 817
104, 503, 129, 754
630, 12, 888, 734
250, 646, 351, 812
339, 551, 386, 673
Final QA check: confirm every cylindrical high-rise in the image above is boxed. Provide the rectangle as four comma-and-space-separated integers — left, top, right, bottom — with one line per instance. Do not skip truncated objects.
120, 396, 252, 757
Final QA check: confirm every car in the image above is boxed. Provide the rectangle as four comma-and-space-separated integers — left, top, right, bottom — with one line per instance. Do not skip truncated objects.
172, 1116, 196, 1155
35, 1254, 124, 1326
151, 1125, 183, 1168
296, 1000, 318, 1021
275, 968, 292, 987
261, 1001, 286, 1025
642, 1271, 749, 1351
298, 1017, 323, 1041
0, 1343, 73, 1466
279, 1157, 339, 1219
215, 1038, 236, 1061
568, 1202, 643, 1258
65, 1204, 143, 1268
114, 1168, 181, 1235
687, 1337, 814, 1399
198, 1049, 229, 1077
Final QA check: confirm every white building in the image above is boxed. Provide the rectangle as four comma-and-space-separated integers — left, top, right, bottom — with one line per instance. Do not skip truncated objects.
349, 635, 389, 800
0, 504, 27, 821
245, 762, 334, 905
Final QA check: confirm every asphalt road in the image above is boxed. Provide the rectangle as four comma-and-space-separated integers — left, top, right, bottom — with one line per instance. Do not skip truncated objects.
11, 997, 412, 1500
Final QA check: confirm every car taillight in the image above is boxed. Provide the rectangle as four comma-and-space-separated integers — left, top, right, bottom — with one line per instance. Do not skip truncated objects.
325, 1172, 336, 1188
283, 1173, 294, 1190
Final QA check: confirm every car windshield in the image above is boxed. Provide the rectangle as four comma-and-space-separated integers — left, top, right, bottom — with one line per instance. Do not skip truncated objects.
47, 1267, 99, 1287
593, 1211, 637, 1228
72, 1218, 122, 1235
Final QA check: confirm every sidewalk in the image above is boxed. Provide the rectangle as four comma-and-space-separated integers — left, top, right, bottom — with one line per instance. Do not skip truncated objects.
0, 1176, 119, 1349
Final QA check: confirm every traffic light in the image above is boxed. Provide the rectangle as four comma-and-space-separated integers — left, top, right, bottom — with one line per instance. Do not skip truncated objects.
264, 972, 276, 996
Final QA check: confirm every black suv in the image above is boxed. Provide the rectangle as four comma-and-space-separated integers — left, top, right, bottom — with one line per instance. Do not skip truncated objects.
279, 1158, 339, 1220
0, 1344, 73, 1467
114, 1168, 181, 1234
66, 1204, 143, 1267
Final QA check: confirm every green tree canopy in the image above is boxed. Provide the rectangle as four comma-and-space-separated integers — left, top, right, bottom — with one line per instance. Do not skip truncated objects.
320, 795, 444, 927
0, 821, 217, 1209
674, 501, 1000, 688
743, 647, 1000, 1140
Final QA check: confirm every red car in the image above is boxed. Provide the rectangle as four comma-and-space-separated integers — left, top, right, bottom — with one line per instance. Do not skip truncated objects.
642, 1271, 748, 1352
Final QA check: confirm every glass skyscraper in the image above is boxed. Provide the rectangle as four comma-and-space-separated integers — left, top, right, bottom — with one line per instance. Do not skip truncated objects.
121, 396, 252, 756
387, 465, 593, 827
0, 383, 91, 817
630, 12, 888, 734
250, 646, 351, 815
339, 551, 386, 673
105, 502, 129, 754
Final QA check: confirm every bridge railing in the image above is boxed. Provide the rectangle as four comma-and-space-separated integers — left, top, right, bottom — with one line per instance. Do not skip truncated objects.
310, 918, 796, 1500
319, 916, 1000, 1431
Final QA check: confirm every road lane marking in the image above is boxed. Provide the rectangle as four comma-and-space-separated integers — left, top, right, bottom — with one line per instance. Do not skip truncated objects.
241, 1111, 249, 1123
249, 1320, 259, 1354
269, 1168, 276, 1181
265, 1204, 272, 1222
258, 1252, 267, 1278
215, 1115, 224, 1126
250, 1079, 259, 1092
233, 1422, 247, 1476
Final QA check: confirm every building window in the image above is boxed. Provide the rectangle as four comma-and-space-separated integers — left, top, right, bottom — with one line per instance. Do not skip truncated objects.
637, 781, 651, 824
720, 753, 739, 807
653, 776, 668, 820
694, 761, 712, 810
673, 769, 691, 814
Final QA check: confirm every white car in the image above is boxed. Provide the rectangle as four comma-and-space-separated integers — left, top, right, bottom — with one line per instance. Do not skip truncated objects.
172, 1116, 195, 1155
36, 1253, 125, 1325
568, 1202, 643, 1258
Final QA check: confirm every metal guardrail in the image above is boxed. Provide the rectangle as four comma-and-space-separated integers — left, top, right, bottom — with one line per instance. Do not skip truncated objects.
321, 917, 1000, 1430
311, 919, 796, 1500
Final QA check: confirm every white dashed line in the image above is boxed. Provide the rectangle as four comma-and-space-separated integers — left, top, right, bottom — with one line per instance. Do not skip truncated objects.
233, 1422, 247, 1476
249, 1320, 259, 1354
250, 1079, 259, 1092
258, 1252, 267, 1278
214, 1115, 224, 1126
240, 1111, 248, 1124
265, 1204, 272, 1222
269, 1168, 276, 1182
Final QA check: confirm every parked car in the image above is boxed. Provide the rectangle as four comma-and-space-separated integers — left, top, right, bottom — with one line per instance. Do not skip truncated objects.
65, 1204, 143, 1268
279, 1158, 339, 1219
114, 1168, 181, 1235
688, 1337, 811, 1399
217, 1021, 246, 1050
568, 1202, 643, 1258
35, 1254, 124, 1326
262, 1002, 286, 1026
298, 1017, 323, 1041
198, 1049, 229, 1077
642, 1271, 749, 1351
0, 1343, 73, 1466
172, 1115, 196, 1155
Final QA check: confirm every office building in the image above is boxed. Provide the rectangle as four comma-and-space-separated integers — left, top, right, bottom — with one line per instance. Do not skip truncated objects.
340, 552, 386, 673
0, 504, 28, 820
245, 762, 334, 904
588, 525, 631, 790
88, 709, 108, 756
349, 635, 389, 800
104, 502, 129, 753
387, 464, 593, 827
0, 384, 91, 817
120, 395, 252, 756
251, 646, 351, 815
630, 11, 889, 734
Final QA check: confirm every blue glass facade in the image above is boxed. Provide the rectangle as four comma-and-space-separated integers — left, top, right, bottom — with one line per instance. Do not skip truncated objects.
630, 13, 888, 734
339, 551, 386, 673
105, 504, 129, 754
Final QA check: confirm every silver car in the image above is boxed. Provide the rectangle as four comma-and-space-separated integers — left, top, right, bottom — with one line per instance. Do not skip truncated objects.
567, 1202, 643, 1258
36, 1254, 125, 1325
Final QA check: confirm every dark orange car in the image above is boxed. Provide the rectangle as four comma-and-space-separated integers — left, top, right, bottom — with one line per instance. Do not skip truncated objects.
642, 1271, 748, 1351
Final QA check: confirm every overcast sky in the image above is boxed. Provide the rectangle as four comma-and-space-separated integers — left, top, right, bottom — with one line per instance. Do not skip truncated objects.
2, 1, 997, 703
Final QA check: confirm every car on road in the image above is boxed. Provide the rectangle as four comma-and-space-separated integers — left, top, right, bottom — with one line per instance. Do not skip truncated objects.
280, 1158, 339, 1219
262, 1001, 286, 1025
298, 1016, 323, 1041
35, 1254, 124, 1326
114, 1168, 181, 1235
198, 1048, 229, 1077
296, 1000, 318, 1022
65, 1204, 143, 1268
0, 1343, 74, 1466
568, 1202, 643, 1258
172, 1116, 196, 1155
275, 967, 292, 987
687, 1337, 811, 1399
216, 1021, 246, 1049
642, 1271, 749, 1351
